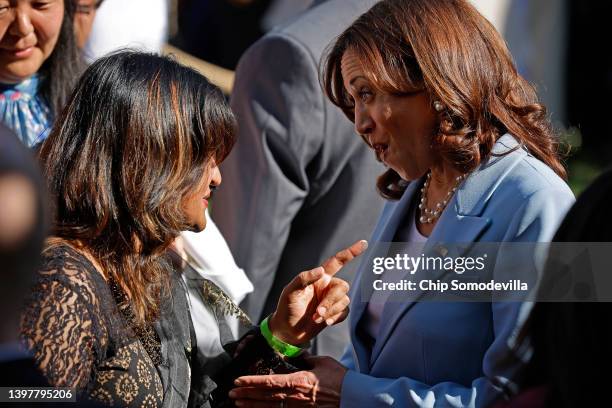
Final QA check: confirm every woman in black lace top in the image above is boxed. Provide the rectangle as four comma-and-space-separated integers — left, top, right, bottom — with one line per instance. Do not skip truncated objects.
21, 51, 365, 407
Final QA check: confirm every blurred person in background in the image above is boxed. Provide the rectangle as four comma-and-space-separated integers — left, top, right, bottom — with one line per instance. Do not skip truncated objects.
471, 0, 568, 128
175, 0, 314, 70
498, 168, 612, 408
0, 0, 83, 146
73, 0, 103, 49
83, 0, 168, 61
0, 124, 46, 386
21, 51, 361, 407
176, 0, 272, 70
214, 0, 384, 359
229, 0, 574, 406
0, 124, 101, 407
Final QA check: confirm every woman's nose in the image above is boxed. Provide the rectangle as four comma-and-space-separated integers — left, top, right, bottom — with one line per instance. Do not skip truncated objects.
210, 165, 222, 187
9, 10, 35, 37
355, 108, 374, 135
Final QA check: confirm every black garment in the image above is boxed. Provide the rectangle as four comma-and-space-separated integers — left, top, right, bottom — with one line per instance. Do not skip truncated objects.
21, 243, 164, 407
566, 2, 612, 157
21, 242, 302, 408
552, 167, 612, 241
517, 168, 612, 408
0, 357, 49, 387
0, 357, 105, 407
175, 0, 273, 70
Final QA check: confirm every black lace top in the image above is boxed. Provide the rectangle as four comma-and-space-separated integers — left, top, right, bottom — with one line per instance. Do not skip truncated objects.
20, 242, 305, 408
20, 243, 164, 407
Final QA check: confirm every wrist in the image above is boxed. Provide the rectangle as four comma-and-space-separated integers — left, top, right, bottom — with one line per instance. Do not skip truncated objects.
260, 315, 308, 358
268, 311, 296, 344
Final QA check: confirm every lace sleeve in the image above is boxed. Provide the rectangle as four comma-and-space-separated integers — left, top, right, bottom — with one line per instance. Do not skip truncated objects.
20, 248, 107, 394
209, 329, 308, 407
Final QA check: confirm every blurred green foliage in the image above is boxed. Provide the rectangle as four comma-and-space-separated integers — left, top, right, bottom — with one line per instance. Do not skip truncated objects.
560, 126, 607, 196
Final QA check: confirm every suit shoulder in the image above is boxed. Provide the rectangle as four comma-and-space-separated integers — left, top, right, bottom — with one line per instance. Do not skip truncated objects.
265, 0, 379, 59
502, 151, 573, 199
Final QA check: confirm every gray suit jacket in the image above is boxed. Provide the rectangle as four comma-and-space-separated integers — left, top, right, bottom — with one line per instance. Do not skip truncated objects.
213, 0, 384, 358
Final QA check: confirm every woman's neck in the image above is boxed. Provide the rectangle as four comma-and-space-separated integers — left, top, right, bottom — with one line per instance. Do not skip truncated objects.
429, 163, 463, 191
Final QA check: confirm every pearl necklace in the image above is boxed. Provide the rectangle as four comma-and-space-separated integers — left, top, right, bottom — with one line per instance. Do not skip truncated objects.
418, 171, 467, 224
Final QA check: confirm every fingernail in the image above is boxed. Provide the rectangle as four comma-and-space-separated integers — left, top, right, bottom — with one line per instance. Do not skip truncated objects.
326, 318, 334, 325
235, 401, 244, 407
234, 379, 242, 386
314, 315, 324, 324
229, 390, 237, 398
318, 306, 327, 316
361, 240, 368, 250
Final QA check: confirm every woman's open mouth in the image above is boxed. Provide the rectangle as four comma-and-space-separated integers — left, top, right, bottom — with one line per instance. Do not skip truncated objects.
372, 143, 388, 162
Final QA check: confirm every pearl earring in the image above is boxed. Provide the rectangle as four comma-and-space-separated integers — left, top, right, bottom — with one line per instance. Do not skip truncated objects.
433, 101, 444, 112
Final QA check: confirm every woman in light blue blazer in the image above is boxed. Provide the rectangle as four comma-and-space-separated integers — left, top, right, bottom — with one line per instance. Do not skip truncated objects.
229, 0, 575, 407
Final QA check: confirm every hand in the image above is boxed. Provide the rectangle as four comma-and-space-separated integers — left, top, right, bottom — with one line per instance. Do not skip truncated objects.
269, 240, 368, 345
229, 355, 348, 407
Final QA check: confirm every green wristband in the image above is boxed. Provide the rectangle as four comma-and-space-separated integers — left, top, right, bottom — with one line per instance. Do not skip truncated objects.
260, 316, 304, 358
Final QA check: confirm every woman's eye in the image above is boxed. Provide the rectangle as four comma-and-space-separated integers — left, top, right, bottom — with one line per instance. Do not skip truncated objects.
358, 89, 373, 102
32, 2, 48, 9
33, 1, 55, 10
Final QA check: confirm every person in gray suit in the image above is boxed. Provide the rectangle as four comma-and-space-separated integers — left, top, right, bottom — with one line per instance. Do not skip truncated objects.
213, 0, 384, 359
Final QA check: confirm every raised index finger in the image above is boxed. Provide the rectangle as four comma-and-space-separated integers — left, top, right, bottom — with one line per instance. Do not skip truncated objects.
321, 240, 368, 277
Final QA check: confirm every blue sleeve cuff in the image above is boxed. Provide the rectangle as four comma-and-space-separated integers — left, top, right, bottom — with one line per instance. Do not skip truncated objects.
340, 370, 395, 408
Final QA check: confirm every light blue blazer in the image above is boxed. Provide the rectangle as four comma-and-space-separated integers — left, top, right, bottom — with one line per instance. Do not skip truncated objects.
340, 135, 575, 407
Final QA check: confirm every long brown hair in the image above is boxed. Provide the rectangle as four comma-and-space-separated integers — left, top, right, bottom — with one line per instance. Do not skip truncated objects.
323, 0, 566, 200
39, 51, 236, 324
40, 0, 85, 115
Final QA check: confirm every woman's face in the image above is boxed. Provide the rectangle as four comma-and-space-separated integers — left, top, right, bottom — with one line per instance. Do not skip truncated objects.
73, 0, 97, 49
0, 0, 64, 84
182, 160, 222, 232
341, 49, 438, 181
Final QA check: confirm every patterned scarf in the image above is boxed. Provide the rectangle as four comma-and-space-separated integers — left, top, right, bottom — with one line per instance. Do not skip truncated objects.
0, 75, 52, 147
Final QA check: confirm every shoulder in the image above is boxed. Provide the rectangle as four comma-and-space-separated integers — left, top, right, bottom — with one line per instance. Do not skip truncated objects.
20, 242, 111, 387
472, 136, 575, 240
460, 134, 573, 214
240, 0, 378, 67
36, 240, 107, 309
499, 148, 571, 199
492, 138, 573, 205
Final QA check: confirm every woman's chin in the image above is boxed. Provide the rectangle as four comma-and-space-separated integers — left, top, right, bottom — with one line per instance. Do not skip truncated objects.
393, 167, 424, 182
186, 219, 207, 233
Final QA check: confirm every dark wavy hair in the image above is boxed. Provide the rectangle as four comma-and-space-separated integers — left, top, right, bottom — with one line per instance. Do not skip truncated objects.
40, 0, 85, 115
322, 0, 566, 200
39, 51, 236, 324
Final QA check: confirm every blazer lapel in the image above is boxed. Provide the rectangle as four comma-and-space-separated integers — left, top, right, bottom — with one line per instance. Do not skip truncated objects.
370, 207, 491, 365
350, 179, 421, 372
363, 133, 525, 368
